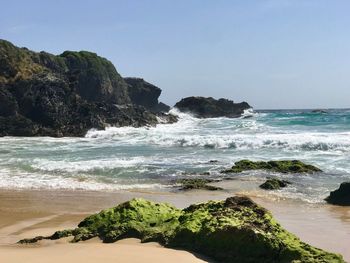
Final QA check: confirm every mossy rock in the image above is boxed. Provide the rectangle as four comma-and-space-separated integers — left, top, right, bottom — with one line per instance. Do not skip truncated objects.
18, 197, 344, 262
221, 160, 322, 174
325, 182, 350, 206
260, 178, 291, 190
177, 178, 222, 191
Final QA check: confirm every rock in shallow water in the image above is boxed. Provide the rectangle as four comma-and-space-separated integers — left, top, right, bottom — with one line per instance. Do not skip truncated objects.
221, 160, 322, 174
325, 182, 350, 206
177, 178, 222, 191
174, 96, 251, 118
259, 178, 291, 190
19, 197, 344, 263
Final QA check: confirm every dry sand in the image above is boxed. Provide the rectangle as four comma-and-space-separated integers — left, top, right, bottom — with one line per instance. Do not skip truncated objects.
0, 188, 349, 262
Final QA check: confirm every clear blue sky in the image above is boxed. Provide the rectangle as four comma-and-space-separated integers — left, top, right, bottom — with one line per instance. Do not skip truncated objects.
1, 0, 349, 109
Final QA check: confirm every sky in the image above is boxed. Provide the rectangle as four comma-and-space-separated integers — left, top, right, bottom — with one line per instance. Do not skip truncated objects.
1, 0, 350, 109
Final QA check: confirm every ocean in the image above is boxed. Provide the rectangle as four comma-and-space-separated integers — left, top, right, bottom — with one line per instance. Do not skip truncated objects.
1, 108, 350, 204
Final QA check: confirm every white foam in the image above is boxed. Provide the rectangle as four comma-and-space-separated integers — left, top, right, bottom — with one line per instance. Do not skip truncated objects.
30, 156, 148, 173
0, 168, 165, 191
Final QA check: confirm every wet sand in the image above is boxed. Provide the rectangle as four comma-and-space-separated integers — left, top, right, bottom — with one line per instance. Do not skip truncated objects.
0, 188, 349, 262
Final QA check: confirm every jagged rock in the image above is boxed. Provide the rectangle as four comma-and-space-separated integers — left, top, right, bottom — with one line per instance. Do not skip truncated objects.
259, 178, 291, 190
18, 197, 344, 263
325, 182, 350, 206
0, 39, 176, 137
221, 160, 322, 174
174, 96, 251, 118
125, 77, 170, 112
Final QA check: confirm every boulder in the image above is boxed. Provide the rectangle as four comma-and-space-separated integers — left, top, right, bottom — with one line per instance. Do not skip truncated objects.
19, 197, 344, 263
325, 182, 350, 206
174, 96, 251, 118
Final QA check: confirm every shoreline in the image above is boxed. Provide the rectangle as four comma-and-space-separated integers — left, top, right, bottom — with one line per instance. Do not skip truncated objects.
0, 188, 349, 262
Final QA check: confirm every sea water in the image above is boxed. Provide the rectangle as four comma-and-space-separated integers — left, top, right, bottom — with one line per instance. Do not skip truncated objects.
0, 108, 350, 203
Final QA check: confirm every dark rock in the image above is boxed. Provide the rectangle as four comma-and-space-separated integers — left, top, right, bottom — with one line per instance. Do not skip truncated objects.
125, 77, 170, 112
312, 109, 328, 114
259, 178, 291, 190
0, 39, 176, 137
0, 86, 18, 116
325, 182, 350, 206
59, 51, 130, 104
174, 96, 251, 118
221, 160, 322, 174
177, 178, 222, 191
18, 197, 344, 262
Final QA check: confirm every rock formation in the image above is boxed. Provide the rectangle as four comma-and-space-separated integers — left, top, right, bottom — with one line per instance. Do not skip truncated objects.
0, 39, 175, 137
221, 160, 322, 174
174, 96, 251, 118
124, 77, 170, 112
19, 197, 344, 262
325, 182, 350, 206
259, 178, 291, 190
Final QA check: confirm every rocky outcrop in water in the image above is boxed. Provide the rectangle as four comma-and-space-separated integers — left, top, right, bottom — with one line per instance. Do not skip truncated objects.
221, 160, 322, 174
0, 39, 176, 137
19, 197, 344, 262
325, 182, 350, 206
177, 178, 222, 191
174, 96, 251, 118
259, 178, 291, 190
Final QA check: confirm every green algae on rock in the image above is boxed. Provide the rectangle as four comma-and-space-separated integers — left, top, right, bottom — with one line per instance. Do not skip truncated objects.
177, 178, 222, 191
221, 160, 322, 174
325, 182, 350, 206
260, 178, 291, 190
18, 197, 343, 263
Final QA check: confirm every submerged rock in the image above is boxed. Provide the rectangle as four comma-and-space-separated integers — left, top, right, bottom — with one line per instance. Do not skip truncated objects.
177, 178, 222, 191
312, 109, 328, 114
174, 96, 251, 118
260, 178, 291, 190
0, 39, 176, 137
19, 197, 344, 262
325, 182, 350, 206
221, 160, 322, 174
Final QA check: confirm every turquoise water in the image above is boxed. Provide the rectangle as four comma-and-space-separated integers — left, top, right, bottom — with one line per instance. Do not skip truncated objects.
0, 108, 350, 203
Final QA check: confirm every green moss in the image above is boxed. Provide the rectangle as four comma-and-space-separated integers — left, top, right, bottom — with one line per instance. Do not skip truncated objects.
259, 178, 291, 190
177, 179, 222, 191
18, 197, 343, 262
221, 160, 322, 174
0, 40, 45, 82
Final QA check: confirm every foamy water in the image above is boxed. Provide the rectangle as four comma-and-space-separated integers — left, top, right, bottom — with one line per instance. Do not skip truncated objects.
0, 108, 350, 203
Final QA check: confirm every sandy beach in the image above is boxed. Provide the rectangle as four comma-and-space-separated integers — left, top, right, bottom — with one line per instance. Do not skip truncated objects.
0, 188, 349, 263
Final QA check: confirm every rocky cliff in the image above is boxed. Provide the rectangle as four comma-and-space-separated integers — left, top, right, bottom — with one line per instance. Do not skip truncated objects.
0, 40, 175, 137
124, 77, 170, 112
